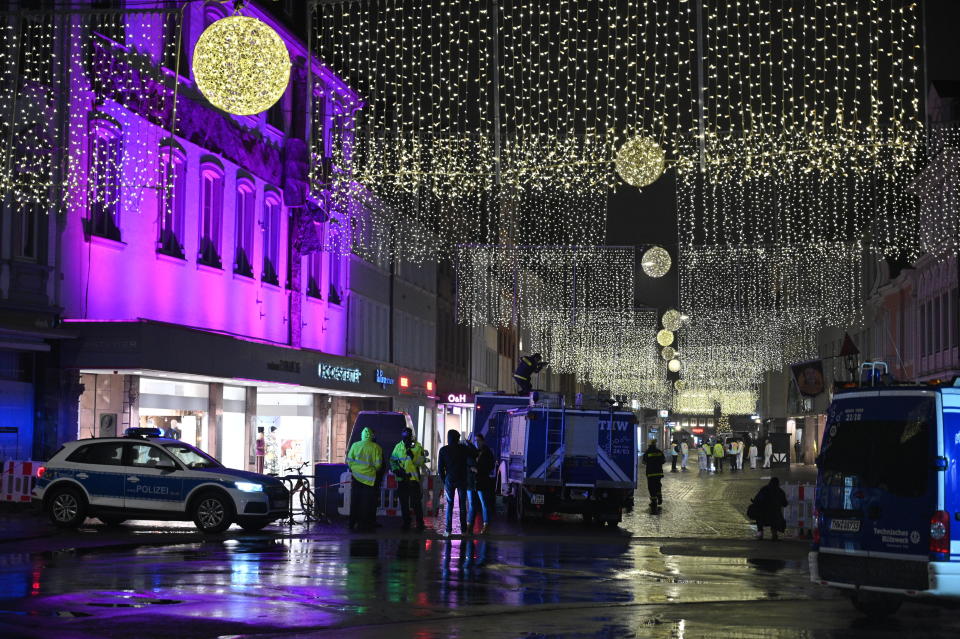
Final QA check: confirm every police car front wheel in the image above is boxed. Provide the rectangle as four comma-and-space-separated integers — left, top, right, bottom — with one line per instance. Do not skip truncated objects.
47, 487, 86, 528
192, 492, 234, 533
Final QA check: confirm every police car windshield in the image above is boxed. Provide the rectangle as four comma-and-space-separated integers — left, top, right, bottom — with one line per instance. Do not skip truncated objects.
163, 443, 221, 469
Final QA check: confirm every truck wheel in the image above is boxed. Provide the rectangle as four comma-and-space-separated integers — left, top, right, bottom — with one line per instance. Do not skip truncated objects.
47, 487, 87, 529
851, 591, 902, 617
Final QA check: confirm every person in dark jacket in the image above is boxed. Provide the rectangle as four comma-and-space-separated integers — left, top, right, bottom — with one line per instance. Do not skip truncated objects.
641, 441, 665, 510
750, 476, 788, 540
468, 433, 495, 534
670, 441, 680, 472
437, 430, 476, 536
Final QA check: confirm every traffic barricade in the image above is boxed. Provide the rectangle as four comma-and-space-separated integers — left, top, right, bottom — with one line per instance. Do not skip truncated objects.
784, 482, 816, 538
336, 470, 435, 518
2, 460, 36, 503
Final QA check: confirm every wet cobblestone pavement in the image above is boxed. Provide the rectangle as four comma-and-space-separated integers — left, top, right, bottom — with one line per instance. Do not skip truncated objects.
2, 465, 957, 638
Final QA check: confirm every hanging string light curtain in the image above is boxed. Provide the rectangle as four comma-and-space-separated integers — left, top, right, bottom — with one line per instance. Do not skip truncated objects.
912, 126, 960, 259
691, 0, 923, 183
529, 307, 670, 408
0, 8, 184, 216
455, 244, 635, 328
63, 11, 183, 218
0, 14, 58, 210
680, 242, 864, 330
313, 0, 697, 261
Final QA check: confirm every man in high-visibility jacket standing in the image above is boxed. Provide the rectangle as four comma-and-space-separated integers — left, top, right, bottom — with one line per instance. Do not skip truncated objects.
346, 426, 383, 532
390, 427, 427, 531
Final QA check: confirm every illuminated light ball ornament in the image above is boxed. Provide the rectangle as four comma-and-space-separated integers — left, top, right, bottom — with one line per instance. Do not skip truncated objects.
614, 136, 666, 188
641, 246, 671, 278
661, 346, 677, 361
192, 14, 291, 116
674, 380, 686, 391
656, 329, 675, 347
667, 358, 682, 373
662, 309, 683, 332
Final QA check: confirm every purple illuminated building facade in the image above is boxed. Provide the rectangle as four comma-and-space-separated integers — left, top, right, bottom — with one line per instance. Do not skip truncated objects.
0, 1, 438, 468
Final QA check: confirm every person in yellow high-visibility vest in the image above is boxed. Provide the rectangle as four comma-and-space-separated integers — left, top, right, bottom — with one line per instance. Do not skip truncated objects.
390, 427, 427, 531
346, 427, 383, 532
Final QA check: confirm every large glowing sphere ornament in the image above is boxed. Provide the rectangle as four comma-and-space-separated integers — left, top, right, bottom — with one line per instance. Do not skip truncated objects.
667, 358, 682, 373
674, 379, 686, 391
192, 16, 291, 116
642, 246, 672, 278
661, 346, 677, 360
656, 329, 675, 347
661, 309, 682, 332
614, 136, 665, 187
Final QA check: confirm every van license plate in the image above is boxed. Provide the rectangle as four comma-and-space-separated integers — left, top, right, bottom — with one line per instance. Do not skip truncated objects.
530, 494, 545, 505
829, 519, 861, 532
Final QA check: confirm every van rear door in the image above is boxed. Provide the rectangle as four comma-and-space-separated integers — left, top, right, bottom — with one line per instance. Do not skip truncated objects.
817, 391, 936, 588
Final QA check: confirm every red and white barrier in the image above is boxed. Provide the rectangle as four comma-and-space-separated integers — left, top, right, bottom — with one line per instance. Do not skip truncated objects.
2, 461, 36, 503
784, 482, 816, 538
338, 471, 436, 517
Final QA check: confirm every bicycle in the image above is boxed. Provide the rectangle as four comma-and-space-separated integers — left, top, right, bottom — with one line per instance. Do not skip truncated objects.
282, 462, 317, 525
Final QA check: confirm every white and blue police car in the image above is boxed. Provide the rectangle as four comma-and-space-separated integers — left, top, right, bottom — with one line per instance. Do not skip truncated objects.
34, 428, 289, 533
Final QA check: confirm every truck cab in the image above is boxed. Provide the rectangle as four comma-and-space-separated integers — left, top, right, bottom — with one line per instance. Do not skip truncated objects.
809, 384, 960, 615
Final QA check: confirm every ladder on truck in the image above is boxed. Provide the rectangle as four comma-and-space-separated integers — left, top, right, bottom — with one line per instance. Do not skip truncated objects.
544, 408, 565, 482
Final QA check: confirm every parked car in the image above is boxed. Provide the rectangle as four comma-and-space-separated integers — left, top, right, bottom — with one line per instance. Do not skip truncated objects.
33, 428, 289, 533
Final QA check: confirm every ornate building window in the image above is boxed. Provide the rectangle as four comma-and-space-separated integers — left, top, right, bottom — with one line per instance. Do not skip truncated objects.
261, 192, 281, 286
157, 144, 186, 258
198, 162, 223, 268
234, 178, 255, 277
88, 117, 122, 241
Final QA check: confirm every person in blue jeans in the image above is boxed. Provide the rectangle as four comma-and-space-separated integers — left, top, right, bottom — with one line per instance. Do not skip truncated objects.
437, 430, 476, 536
467, 433, 494, 534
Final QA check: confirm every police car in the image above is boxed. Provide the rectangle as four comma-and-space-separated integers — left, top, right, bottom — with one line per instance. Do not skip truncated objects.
33, 428, 289, 533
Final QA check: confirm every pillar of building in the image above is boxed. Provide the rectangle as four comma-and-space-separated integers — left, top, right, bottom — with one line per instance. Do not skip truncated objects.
244, 386, 258, 471
208, 382, 223, 460
313, 393, 330, 464
121, 374, 140, 435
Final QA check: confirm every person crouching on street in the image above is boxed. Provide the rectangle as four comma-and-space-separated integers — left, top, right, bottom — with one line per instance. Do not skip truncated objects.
642, 440, 665, 509
391, 427, 427, 531
346, 426, 383, 532
749, 476, 788, 540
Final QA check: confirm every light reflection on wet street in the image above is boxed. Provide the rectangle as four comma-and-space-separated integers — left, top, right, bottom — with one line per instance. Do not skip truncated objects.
1, 532, 957, 639
1, 470, 958, 638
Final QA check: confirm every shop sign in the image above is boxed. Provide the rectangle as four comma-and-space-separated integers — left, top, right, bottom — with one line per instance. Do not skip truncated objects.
318, 363, 361, 384
375, 369, 395, 387
267, 360, 301, 373
692, 427, 705, 434
442, 391, 474, 404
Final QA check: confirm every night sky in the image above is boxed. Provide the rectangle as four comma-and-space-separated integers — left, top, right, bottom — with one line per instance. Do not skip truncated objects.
610, 0, 960, 315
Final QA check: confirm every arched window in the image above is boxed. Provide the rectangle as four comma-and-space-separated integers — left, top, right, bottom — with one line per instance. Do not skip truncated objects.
261, 192, 282, 286
88, 117, 122, 241
198, 162, 223, 268
157, 144, 186, 258
234, 178, 255, 277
